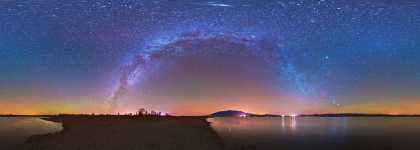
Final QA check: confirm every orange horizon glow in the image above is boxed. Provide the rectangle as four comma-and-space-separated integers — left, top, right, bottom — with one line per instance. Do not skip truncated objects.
2, 97, 420, 116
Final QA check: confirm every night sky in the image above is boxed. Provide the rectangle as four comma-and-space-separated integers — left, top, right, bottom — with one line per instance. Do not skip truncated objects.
1, 0, 419, 115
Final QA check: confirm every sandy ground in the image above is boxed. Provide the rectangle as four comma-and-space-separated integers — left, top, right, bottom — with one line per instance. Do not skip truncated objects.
15, 116, 224, 150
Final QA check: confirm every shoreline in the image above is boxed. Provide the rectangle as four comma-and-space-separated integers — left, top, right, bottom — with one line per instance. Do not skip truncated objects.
22, 117, 69, 145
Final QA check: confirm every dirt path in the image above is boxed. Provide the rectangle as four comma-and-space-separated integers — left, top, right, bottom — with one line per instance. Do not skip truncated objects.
16, 116, 224, 150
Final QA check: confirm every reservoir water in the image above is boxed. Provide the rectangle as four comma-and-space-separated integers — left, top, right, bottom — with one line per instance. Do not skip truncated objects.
208, 117, 420, 150
0, 117, 62, 150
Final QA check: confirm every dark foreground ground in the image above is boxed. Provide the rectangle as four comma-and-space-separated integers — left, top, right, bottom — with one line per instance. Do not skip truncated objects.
13, 116, 420, 150
15, 116, 224, 150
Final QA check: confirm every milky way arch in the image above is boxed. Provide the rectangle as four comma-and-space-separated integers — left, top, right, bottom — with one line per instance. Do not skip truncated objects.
108, 32, 314, 112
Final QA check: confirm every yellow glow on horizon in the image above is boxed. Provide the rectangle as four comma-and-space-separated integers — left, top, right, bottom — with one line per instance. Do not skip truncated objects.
1, 96, 420, 115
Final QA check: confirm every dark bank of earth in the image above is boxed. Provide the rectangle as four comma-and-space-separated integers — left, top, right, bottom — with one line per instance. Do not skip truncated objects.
16, 116, 224, 150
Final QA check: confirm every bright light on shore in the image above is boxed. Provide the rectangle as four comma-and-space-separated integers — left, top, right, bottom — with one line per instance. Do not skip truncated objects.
289, 113, 298, 117
280, 114, 298, 117
239, 114, 247, 117
160, 113, 168, 116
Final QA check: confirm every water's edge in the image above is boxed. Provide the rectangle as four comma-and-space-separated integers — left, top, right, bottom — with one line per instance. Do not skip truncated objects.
206, 118, 228, 149
23, 117, 66, 144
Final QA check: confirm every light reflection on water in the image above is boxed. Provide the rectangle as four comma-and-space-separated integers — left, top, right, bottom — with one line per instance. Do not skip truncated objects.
208, 117, 420, 150
0, 117, 63, 150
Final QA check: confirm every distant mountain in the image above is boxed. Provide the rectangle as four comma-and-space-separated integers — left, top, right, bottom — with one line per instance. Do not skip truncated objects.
210, 110, 249, 117
210, 110, 286, 117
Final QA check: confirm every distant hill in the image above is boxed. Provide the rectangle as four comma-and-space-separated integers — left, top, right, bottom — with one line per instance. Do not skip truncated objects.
210, 110, 288, 117
210, 110, 249, 117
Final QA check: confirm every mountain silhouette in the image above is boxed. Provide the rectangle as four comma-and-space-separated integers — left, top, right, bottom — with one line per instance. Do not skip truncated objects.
210, 110, 249, 117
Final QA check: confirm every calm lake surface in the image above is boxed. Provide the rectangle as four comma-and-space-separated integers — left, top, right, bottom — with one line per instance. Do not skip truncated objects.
208, 117, 420, 150
0, 117, 62, 150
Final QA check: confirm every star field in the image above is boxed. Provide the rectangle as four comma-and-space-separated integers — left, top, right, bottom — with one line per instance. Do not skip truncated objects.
0, 0, 419, 115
